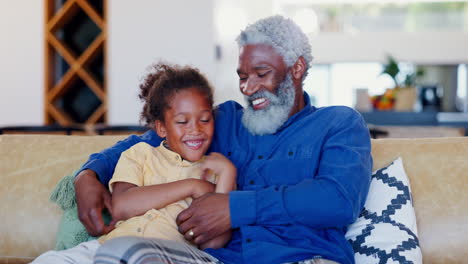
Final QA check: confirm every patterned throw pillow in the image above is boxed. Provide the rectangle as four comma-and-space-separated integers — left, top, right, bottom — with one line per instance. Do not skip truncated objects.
345, 157, 422, 264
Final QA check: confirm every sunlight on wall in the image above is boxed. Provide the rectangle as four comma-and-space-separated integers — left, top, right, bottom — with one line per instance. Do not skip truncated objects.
305, 63, 394, 107
457, 64, 468, 112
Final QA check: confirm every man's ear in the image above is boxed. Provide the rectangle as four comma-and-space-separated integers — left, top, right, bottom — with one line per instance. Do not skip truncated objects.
291, 56, 306, 81
155, 120, 167, 138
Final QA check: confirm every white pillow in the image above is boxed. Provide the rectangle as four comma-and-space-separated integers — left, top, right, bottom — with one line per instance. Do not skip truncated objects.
345, 157, 422, 264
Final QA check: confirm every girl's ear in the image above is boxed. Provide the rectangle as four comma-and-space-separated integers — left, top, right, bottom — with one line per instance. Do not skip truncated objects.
155, 120, 167, 138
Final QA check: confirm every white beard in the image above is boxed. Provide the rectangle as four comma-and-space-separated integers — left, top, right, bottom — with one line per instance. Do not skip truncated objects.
241, 73, 295, 135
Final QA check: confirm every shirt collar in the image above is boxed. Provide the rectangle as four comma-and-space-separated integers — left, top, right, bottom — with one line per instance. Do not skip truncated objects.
159, 141, 201, 167
276, 91, 315, 133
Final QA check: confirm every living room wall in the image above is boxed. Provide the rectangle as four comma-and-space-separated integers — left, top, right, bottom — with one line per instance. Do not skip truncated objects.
0, 1, 43, 126
107, 0, 216, 125
0, 0, 216, 126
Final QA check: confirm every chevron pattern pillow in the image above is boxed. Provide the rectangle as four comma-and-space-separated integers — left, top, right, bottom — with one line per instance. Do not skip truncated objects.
345, 157, 422, 264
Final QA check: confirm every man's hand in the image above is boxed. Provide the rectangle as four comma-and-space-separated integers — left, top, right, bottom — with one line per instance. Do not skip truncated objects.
74, 169, 115, 236
176, 193, 231, 245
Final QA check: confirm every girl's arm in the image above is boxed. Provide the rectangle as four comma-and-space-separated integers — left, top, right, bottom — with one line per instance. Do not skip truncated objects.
112, 179, 215, 222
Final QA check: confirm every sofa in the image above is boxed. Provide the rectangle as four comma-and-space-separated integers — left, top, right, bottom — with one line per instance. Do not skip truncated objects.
1, 134, 467, 264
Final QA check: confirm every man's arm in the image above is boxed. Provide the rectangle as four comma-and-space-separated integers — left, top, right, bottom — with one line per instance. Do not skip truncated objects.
78, 131, 162, 186
74, 130, 162, 236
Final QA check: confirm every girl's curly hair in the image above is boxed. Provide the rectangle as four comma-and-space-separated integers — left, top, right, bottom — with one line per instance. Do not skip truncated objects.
139, 63, 214, 126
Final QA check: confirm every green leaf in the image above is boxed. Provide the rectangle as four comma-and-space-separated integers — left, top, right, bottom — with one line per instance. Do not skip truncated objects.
381, 55, 400, 87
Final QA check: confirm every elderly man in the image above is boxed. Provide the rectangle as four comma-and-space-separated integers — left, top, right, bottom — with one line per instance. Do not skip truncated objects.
75, 16, 372, 264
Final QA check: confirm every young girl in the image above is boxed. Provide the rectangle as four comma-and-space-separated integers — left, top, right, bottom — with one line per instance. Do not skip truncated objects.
32, 63, 236, 264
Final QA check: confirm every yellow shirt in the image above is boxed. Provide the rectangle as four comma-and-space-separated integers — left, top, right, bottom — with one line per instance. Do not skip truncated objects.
99, 141, 213, 244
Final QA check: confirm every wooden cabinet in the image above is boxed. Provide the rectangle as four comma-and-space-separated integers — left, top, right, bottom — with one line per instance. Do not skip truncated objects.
44, 0, 107, 125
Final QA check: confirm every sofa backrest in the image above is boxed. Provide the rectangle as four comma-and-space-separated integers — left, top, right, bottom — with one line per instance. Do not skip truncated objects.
0, 135, 126, 263
371, 137, 468, 264
1, 135, 467, 263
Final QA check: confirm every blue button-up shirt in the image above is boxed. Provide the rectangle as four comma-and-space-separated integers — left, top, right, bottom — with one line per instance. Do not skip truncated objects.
80, 93, 372, 264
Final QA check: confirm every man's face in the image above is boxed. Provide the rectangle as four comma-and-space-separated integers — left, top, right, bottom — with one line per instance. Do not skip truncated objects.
237, 44, 296, 135
237, 44, 289, 109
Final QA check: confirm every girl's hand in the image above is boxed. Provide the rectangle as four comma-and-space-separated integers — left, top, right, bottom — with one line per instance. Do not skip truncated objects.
200, 153, 236, 180
200, 153, 237, 193
190, 179, 216, 199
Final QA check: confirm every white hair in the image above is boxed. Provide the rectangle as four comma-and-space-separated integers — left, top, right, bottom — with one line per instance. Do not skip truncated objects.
236, 15, 313, 80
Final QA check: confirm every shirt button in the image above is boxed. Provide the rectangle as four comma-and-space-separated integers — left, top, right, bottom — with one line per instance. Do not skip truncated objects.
249, 180, 255, 185
258, 155, 263, 159
227, 151, 232, 156
288, 151, 294, 156
137, 228, 142, 232
246, 238, 252, 243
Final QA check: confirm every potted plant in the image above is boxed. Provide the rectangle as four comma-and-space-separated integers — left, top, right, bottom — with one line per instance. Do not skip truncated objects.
380, 55, 425, 111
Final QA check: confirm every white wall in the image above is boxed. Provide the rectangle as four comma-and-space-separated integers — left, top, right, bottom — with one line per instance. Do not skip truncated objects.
212, 0, 275, 106
309, 32, 468, 64
0, 0, 43, 126
108, 0, 216, 125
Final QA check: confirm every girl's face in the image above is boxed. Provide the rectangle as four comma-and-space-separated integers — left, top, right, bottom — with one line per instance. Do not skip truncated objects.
155, 87, 214, 162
